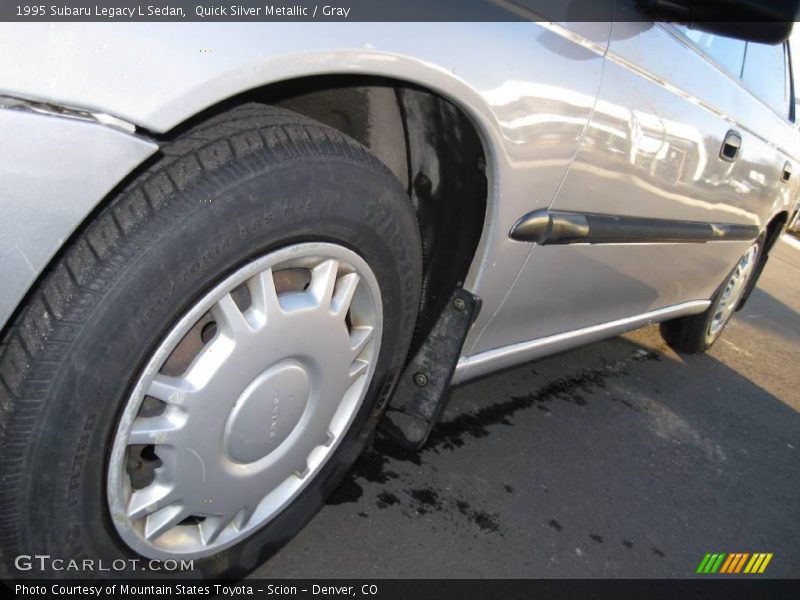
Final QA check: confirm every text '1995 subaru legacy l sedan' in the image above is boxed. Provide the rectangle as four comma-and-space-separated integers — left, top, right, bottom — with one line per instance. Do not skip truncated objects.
0, 0, 797, 580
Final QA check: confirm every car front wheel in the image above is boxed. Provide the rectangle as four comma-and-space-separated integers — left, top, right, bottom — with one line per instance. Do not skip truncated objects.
0, 105, 421, 578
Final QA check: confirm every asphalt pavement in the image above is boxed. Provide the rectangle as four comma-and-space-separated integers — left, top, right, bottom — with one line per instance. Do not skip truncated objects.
255, 236, 800, 578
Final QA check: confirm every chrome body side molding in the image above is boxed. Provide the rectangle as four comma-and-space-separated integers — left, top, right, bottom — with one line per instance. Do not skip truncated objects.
452, 300, 710, 384
0, 94, 139, 134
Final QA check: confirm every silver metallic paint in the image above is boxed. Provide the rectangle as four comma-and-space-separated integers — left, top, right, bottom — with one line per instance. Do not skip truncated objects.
0, 21, 610, 355
0, 109, 157, 331
472, 18, 798, 359
0, 16, 795, 380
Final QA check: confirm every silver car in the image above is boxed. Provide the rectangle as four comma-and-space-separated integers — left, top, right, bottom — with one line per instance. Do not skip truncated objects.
0, 3, 797, 579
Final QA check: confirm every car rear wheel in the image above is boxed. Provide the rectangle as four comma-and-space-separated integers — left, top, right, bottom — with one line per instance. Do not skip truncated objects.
0, 104, 421, 578
660, 235, 763, 354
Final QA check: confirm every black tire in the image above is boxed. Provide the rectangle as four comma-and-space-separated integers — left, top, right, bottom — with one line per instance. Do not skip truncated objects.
660, 233, 765, 354
0, 105, 421, 579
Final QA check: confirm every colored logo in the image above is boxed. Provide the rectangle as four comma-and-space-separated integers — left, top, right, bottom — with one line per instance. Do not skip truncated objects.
696, 553, 773, 574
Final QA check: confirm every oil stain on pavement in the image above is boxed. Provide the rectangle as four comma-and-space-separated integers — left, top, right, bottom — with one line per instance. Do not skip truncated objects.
323, 349, 663, 537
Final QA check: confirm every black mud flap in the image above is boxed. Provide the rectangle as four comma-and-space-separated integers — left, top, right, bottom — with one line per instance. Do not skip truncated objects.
380, 289, 479, 450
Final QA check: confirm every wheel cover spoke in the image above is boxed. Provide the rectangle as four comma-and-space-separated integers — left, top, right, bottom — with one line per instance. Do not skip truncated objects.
127, 411, 186, 446
332, 271, 360, 318
108, 243, 382, 560
127, 484, 178, 520
147, 375, 194, 405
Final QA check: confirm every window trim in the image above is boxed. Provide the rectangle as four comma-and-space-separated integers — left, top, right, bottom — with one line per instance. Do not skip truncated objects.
664, 23, 795, 123
665, 23, 746, 84
783, 40, 797, 123
740, 40, 794, 122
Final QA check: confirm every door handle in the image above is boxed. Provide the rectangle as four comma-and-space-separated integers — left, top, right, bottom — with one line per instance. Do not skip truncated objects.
782, 160, 792, 182
720, 130, 741, 162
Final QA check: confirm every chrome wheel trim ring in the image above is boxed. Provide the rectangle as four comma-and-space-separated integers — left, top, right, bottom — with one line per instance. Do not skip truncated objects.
706, 242, 759, 343
108, 242, 382, 560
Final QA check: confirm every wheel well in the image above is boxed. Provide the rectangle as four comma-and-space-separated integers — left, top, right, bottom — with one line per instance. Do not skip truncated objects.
164, 75, 488, 354
735, 210, 789, 310
764, 211, 789, 252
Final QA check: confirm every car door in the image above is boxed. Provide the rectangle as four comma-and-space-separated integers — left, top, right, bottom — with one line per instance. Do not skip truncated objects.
732, 38, 799, 241
471, 4, 786, 355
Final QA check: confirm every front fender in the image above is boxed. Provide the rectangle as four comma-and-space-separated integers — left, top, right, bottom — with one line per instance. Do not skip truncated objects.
0, 108, 157, 332
0, 22, 608, 355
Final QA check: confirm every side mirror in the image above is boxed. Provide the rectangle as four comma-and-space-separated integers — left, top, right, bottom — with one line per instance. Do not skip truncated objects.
637, 0, 799, 44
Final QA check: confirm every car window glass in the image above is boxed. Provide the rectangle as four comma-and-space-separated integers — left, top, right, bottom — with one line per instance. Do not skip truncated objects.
742, 42, 790, 117
675, 26, 746, 77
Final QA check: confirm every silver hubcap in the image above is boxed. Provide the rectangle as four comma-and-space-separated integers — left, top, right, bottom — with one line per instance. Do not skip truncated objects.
108, 243, 382, 560
706, 243, 759, 342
